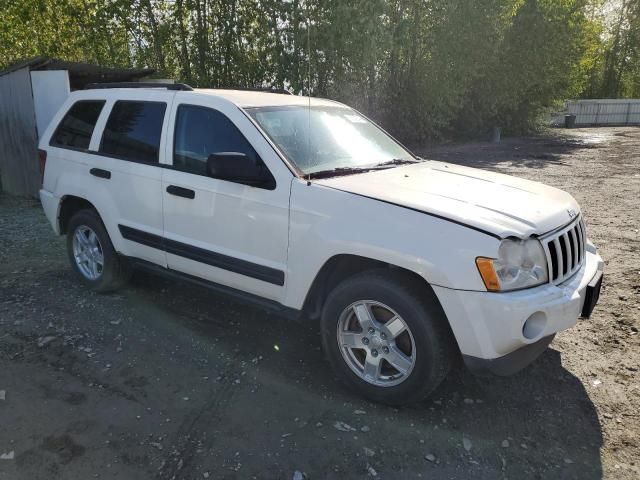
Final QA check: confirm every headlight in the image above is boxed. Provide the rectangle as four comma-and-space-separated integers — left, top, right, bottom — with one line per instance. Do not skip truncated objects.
476, 238, 548, 292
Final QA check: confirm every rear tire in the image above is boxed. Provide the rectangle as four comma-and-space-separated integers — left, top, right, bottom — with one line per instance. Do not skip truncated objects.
66, 209, 130, 292
321, 269, 455, 405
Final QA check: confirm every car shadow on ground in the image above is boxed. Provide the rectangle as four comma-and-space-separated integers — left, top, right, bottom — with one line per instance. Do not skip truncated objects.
127, 271, 604, 479
426, 351, 604, 478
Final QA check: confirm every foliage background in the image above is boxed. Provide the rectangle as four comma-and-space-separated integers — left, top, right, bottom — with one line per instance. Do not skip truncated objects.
0, 0, 638, 144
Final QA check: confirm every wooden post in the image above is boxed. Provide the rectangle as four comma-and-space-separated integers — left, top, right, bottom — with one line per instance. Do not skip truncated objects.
491, 127, 501, 143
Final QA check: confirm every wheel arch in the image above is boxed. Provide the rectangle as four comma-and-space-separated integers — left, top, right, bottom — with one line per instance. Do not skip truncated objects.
302, 255, 457, 349
58, 195, 99, 234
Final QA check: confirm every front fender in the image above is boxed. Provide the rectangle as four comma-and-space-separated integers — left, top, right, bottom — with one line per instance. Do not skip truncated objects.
282, 180, 499, 310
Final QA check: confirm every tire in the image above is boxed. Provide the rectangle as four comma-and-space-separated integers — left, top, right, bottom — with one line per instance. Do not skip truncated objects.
321, 269, 455, 405
66, 209, 131, 292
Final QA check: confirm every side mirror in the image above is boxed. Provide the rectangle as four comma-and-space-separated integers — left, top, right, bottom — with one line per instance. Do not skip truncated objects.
206, 152, 274, 189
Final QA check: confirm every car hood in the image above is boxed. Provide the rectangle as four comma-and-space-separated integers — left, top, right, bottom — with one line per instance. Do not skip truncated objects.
314, 161, 580, 238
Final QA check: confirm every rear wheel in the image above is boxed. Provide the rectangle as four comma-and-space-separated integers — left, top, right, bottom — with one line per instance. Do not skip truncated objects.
66, 209, 130, 292
321, 270, 455, 405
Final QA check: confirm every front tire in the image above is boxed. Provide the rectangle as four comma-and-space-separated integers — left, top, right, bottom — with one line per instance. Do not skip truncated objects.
321, 270, 455, 405
66, 209, 130, 292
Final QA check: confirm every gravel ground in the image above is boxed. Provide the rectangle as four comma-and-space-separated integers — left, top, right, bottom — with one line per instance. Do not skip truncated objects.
0, 126, 638, 480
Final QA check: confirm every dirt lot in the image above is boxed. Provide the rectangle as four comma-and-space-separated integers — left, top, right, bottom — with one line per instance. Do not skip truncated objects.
0, 127, 638, 480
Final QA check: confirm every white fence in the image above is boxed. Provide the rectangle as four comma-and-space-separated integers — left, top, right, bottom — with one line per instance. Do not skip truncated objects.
554, 99, 640, 126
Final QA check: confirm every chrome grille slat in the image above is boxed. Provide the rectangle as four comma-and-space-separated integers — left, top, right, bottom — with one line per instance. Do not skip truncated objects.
577, 222, 584, 262
579, 222, 585, 263
569, 228, 578, 268
562, 232, 573, 273
576, 222, 583, 263
542, 217, 586, 285
553, 238, 563, 280
579, 221, 586, 261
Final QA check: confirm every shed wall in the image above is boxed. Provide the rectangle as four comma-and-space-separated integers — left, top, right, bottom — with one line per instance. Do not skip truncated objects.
0, 67, 40, 196
567, 99, 640, 126
31, 70, 70, 139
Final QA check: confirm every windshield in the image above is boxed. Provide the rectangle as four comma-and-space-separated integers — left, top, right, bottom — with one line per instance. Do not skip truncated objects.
248, 106, 415, 175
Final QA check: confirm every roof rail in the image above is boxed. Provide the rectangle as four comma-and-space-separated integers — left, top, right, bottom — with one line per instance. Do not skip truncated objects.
230, 87, 292, 95
85, 82, 193, 91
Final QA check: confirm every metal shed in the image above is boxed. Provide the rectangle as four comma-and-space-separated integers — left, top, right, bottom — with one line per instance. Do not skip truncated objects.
566, 99, 640, 126
0, 57, 153, 197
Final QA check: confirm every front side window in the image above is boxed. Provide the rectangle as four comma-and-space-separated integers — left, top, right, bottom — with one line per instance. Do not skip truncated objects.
248, 106, 415, 175
51, 100, 105, 149
173, 104, 259, 176
100, 101, 166, 163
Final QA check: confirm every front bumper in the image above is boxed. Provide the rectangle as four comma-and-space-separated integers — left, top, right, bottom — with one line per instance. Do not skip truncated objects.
463, 334, 556, 376
433, 241, 604, 375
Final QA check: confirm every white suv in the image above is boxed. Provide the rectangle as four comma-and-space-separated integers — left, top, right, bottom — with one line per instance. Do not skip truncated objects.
39, 83, 604, 405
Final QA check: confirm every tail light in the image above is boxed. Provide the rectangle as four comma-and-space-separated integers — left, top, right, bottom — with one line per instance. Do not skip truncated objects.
38, 149, 47, 185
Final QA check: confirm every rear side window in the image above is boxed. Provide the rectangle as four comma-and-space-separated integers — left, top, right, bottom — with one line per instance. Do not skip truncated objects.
100, 101, 166, 163
51, 100, 105, 149
173, 105, 258, 176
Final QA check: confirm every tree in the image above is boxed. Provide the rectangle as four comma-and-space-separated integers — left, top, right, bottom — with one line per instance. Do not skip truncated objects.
1, 0, 632, 143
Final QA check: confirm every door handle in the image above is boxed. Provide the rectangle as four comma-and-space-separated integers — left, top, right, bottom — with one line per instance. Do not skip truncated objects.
90, 168, 111, 179
166, 185, 195, 199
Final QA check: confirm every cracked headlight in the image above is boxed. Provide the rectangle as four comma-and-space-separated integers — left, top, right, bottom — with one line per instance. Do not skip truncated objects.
476, 238, 549, 292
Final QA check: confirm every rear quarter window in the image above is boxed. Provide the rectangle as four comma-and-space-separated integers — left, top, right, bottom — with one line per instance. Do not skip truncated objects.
99, 101, 167, 163
50, 100, 105, 150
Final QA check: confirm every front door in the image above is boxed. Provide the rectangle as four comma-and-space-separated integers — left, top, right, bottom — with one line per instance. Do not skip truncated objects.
160, 95, 291, 301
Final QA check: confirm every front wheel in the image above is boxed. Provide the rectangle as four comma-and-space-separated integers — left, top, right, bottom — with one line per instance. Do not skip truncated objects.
321, 270, 455, 405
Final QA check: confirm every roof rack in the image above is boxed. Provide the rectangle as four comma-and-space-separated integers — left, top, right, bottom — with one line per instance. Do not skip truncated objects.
230, 87, 292, 95
85, 82, 193, 91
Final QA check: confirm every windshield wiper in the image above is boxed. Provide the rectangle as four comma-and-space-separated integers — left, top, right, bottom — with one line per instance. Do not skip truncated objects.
374, 158, 421, 167
308, 166, 374, 179
307, 158, 420, 179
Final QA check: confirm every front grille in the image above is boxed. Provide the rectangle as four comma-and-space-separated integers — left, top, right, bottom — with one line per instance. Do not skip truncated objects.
542, 217, 586, 284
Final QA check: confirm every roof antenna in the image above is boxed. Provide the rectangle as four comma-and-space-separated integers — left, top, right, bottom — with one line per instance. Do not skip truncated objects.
306, 13, 312, 186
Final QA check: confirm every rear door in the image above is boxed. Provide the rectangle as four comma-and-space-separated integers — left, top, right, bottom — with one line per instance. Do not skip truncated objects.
86, 90, 173, 266
160, 94, 292, 301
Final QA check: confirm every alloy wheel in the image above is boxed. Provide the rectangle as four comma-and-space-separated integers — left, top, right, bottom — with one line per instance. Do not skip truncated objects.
336, 300, 416, 387
72, 225, 104, 280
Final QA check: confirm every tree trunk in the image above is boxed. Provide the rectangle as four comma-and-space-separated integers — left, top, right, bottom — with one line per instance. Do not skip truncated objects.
176, 0, 193, 83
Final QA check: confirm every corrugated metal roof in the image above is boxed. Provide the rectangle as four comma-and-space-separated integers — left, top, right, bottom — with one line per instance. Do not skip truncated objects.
0, 56, 154, 89
0, 56, 51, 76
